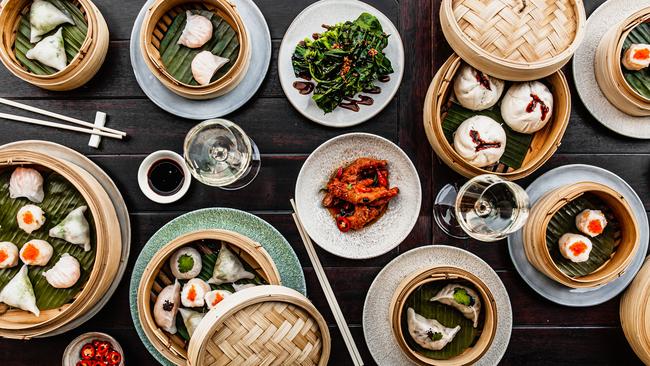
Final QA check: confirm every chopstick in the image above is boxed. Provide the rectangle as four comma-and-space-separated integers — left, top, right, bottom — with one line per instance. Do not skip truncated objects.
290, 199, 364, 366
0, 97, 126, 137
0, 112, 123, 139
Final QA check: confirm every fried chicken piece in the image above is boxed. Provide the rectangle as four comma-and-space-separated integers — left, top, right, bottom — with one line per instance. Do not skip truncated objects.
345, 204, 387, 230
327, 178, 399, 205
338, 158, 388, 183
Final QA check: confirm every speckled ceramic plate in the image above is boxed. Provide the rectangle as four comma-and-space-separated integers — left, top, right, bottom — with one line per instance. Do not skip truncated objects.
508, 164, 649, 306
295, 133, 421, 259
278, 0, 404, 127
363, 245, 512, 365
130, 0, 271, 119
573, 0, 650, 138
129, 208, 306, 366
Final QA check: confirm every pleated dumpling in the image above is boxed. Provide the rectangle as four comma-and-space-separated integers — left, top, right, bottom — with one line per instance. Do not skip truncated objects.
430, 284, 482, 328
26, 28, 68, 71
0, 265, 40, 316
207, 243, 254, 285
49, 206, 91, 251
407, 308, 460, 351
29, 0, 75, 43
43, 253, 81, 289
154, 280, 181, 334
191, 51, 229, 86
9, 167, 44, 203
178, 11, 213, 48
179, 308, 205, 337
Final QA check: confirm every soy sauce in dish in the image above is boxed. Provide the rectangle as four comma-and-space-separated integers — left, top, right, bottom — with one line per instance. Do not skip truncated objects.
148, 159, 184, 196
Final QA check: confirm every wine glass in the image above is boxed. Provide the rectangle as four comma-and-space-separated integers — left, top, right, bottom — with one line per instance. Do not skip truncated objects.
183, 119, 261, 190
433, 183, 470, 239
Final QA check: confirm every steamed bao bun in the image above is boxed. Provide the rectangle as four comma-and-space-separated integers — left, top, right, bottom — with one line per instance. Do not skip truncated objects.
501, 81, 553, 134
453, 65, 504, 111
453, 115, 506, 168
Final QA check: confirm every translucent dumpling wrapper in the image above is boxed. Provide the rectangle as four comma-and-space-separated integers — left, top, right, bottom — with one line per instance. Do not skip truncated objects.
16, 204, 46, 234
49, 206, 91, 251
559, 233, 593, 263
205, 289, 231, 309
19, 239, 53, 266
43, 253, 80, 289
406, 308, 460, 351
501, 81, 554, 134
179, 308, 205, 337
622, 44, 650, 71
453, 65, 504, 111
169, 247, 202, 280
26, 28, 68, 71
29, 0, 75, 43
181, 278, 210, 307
178, 11, 213, 48
0, 242, 19, 269
154, 280, 181, 334
575, 209, 608, 238
191, 51, 229, 86
9, 167, 44, 203
208, 243, 255, 285
232, 283, 256, 292
429, 284, 482, 328
0, 265, 39, 316
453, 115, 506, 168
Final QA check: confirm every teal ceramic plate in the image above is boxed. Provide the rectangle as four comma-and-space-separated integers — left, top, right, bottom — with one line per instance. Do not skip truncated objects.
129, 208, 306, 366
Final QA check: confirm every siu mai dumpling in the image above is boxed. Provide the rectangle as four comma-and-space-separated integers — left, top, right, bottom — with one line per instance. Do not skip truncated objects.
0, 242, 19, 269
154, 280, 181, 334
9, 167, 44, 203
0, 265, 39, 316
43, 253, 80, 289
208, 243, 255, 285
29, 0, 75, 43
16, 204, 46, 234
430, 284, 482, 328
623, 44, 650, 71
191, 51, 229, 86
49, 206, 91, 251
178, 11, 213, 48
407, 308, 460, 351
559, 233, 592, 263
501, 81, 553, 134
575, 209, 608, 237
205, 289, 231, 309
453, 115, 506, 168
181, 278, 210, 307
179, 308, 205, 337
26, 28, 68, 71
453, 65, 504, 111
19, 239, 53, 266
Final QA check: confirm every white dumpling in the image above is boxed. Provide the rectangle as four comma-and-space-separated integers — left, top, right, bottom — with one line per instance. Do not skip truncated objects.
208, 244, 255, 285
622, 44, 650, 71
453, 65, 504, 111
178, 11, 213, 48
205, 289, 231, 309
453, 115, 506, 168
0, 242, 19, 269
406, 308, 460, 351
0, 265, 39, 316
26, 28, 68, 71
19, 239, 53, 266
232, 283, 256, 292
179, 308, 205, 337
559, 233, 592, 263
501, 81, 553, 134
9, 167, 44, 203
191, 51, 229, 85
16, 204, 46, 234
154, 280, 181, 334
169, 247, 202, 280
575, 209, 608, 238
181, 278, 210, 307
49, 206, 91, 251
430, 284, 482, 328
42, 253, 80, 289
29, 0, 75, 43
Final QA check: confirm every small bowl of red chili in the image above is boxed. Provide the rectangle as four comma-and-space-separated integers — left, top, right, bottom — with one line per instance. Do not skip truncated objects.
62, 332, 124, 366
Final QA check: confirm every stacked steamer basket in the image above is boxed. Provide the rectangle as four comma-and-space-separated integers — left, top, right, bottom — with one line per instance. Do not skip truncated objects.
139, 0, 251, 100
0, 149, 122, 339
620, 257, 650, 364
424, 0, 585, 180
0, 0, 109, 90
522, 182, 639, 288
595, 7, 650, 117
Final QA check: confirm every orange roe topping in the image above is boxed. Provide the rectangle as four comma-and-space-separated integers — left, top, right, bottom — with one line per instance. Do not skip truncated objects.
22, 244, 39, 261
22, 211, 34, 225
569, 242, 588, 256
187, 286, 197, 302
588, 219, 603, 235
0, 250, 7, 263
634, 48, 650, 60
211, 293, 225, 307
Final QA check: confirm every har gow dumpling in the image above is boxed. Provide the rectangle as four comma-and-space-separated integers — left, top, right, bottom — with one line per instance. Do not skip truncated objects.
9, 167, 44, 203
43, 253, 80, 289
49, 206, 91, 251
430, 284, 482, 328
26, 28, 68, 71
19, 239, 53, 266
29, 0, 75, 43
179, 308, 205, 337
154, 280, 181, 334
178, 11, 213, 48
0, 242, 19, 269
0, 265, 39, 316
406, 308, 460, 351
208, 243, 255, 285
17, 204, 46, 234
453, 65, 504, 111
191, 51, 229, 86
181, 278, 210, 308
205, 289, 231, 309
501, 81, 553, 134
453, 115, 506, 168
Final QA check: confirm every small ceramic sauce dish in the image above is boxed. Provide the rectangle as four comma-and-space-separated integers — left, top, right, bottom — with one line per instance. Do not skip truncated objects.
138, 150, 191, 204
62, 331, 125, 366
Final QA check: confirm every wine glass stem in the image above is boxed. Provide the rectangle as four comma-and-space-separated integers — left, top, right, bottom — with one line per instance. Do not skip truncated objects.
474, 199, 492, 217
210, 145, 229, 162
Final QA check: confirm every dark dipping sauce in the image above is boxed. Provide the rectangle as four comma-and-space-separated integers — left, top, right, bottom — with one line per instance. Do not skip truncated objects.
148, 159, 185, 196
292, 73, 391, 112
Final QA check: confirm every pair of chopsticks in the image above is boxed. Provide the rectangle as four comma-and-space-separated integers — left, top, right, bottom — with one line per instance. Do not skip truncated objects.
0, 98, 126, 139
290, 199, 364, 366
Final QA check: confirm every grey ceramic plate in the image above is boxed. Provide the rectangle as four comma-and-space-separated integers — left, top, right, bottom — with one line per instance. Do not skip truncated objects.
363, 245, 512, 365
0, 140, 131, 337
278, 0, 404, 127
129, 208, 306, 366
573, 0, 650, 138
508, 164, 649, 306
130, 0, 271, 119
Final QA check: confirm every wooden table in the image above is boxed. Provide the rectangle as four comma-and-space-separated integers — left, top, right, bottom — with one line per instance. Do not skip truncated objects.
0, 0, 646, 364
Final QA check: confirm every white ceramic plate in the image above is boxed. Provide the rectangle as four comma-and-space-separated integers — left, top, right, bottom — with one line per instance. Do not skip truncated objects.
363, 245, 512, 365
295, 133, 421, 259
278, 0, 404, 127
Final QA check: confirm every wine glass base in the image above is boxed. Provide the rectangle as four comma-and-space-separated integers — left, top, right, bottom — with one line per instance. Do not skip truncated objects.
218, 138, 261, 191
434, 183, 469, 240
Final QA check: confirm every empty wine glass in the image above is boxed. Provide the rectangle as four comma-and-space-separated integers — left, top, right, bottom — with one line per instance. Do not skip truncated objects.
183, 119, 261, 190
434, 183, 470, 239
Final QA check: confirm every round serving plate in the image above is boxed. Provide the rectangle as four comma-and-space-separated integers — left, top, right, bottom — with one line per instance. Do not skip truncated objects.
0, 140, 131, 337
129, 207, 306, 366
295, 133, 421, 259
278, 0, 404, 128
508, 164, 649, 306
573, 0, 650, 138
130, 0, 271, 119
363, 245, 512, 365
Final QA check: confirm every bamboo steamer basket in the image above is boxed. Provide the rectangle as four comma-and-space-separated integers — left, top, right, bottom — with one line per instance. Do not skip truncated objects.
620, 256, 650, 365
522, 182, 639, 289
389, 266, 497, 366
0, 150, 121, 339
140, 0, 251, 100
137, 229, 282, 366
187, 285, 330, 366
439, 0, 586, 81
423, 55, 570, 180
594, 7, 650, 117
0, 0, 110, 91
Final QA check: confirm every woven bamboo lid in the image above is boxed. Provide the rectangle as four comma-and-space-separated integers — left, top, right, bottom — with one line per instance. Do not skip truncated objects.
621, 257, 650, 364
440, 0, 586, 80
187, 285, 330, 366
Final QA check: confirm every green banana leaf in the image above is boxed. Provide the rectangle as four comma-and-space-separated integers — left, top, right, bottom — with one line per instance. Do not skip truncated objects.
442, 101, 534, 171
13, 0, 88, 75
159, 9, 240, 86
546, 193, 619, 277
400, 281, 480, 360
0, 168, 95, 310
622, 22, 650, 99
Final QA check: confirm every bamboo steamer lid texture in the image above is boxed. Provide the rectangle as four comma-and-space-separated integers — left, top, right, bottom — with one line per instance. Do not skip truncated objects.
440, 0, 586, 81
187, 285, 330, 366
620, 257, 650, 364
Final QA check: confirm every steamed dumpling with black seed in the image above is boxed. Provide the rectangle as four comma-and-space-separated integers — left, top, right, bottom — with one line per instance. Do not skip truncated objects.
453, 115, 506, 168
453, 65, 504, 111
501, 81, 553, 134
178, 11, 213, 48
49, 206, 91, 251
0, 265, 39, 316
26, 28, 68, 71
29, 0, 75, 43
154, 280, 181, 334
430, 284, 482, 328
407, 308, 460, 351
207, 243, 255, 285
191, 51, 229, 85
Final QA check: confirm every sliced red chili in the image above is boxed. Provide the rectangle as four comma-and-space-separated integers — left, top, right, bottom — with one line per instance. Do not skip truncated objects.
107, 350, 122, 365
92, 340, 102, 348
91, 361, 104, 366
76, 360, 92, 366
376, 170, 388, 187
96, 341, 111, 355
80, 343, 95, 359
336, 217, 351, 232
336, 166, 343, 179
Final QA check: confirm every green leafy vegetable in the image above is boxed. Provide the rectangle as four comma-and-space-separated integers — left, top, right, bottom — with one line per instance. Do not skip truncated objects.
427, 330, 443, 341
176, 254, 195, 273
622, 22, 650, 99
452, 287, 473, 306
